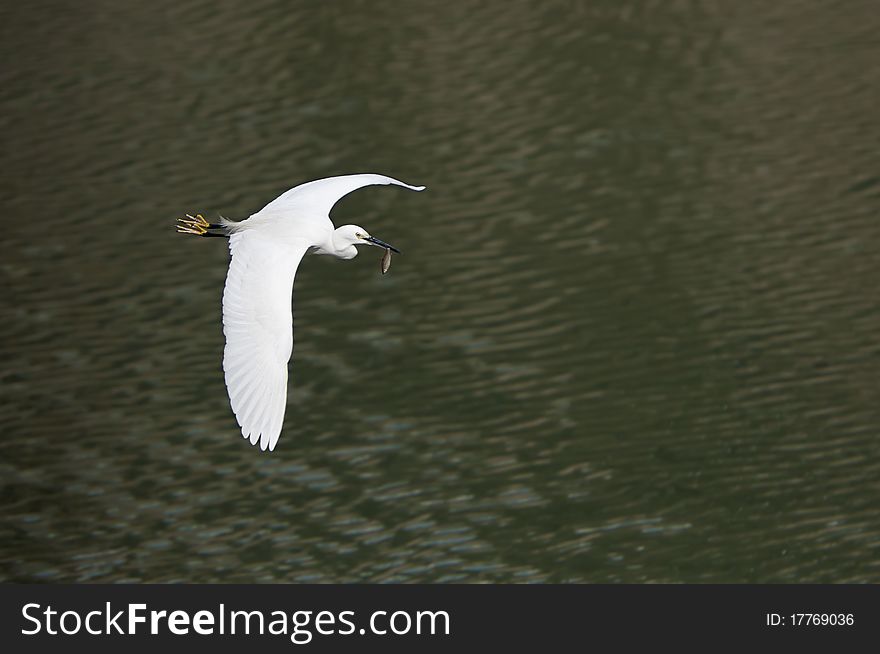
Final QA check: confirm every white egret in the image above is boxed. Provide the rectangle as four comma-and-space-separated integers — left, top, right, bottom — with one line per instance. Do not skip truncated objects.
176, 174, 426, 451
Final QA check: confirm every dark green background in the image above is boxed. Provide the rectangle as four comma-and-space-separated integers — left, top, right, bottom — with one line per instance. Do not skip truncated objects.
1, 1, 878, 582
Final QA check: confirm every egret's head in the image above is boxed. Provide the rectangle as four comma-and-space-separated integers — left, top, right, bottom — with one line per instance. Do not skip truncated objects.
334, 224, 400, 258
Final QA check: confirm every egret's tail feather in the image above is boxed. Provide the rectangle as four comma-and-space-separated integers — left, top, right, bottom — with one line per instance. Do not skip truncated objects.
176, 214, 229, 238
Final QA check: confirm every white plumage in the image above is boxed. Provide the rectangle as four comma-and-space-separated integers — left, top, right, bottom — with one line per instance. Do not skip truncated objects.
181, 174, 425, 451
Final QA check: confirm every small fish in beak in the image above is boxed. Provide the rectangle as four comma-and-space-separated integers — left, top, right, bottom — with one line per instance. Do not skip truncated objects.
380, 247, 392, 274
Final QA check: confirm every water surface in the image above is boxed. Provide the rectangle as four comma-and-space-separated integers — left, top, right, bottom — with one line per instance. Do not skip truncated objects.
1, 0, 879, 582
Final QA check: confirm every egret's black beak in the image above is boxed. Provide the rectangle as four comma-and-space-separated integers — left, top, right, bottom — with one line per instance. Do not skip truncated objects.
364, 236, 400, 254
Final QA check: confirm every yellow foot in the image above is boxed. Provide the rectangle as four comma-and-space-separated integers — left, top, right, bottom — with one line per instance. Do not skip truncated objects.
176, 213, 210, 236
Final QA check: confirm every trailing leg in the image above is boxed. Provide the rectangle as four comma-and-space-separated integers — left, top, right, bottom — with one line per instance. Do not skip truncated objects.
176, 214, 229, 238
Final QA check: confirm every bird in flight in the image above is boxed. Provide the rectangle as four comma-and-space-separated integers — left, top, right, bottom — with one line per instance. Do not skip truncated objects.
176, 173, 426, 452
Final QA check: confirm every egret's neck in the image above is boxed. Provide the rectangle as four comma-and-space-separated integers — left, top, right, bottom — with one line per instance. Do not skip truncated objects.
316, 228, 357, 259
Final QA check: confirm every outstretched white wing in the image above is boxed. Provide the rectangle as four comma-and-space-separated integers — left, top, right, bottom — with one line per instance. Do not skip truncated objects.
222, 230, 310, 451
254, 173, 426, 221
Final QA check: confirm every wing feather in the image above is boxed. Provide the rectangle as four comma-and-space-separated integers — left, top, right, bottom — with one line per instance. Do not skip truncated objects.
254, 173, 426, 221
222, 230, 309, 451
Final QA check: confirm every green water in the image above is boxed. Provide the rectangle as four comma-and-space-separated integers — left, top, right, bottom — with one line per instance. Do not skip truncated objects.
1, 1, 879, 582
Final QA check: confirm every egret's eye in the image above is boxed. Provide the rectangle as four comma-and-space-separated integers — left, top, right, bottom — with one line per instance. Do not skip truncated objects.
355, 232, 365, 239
